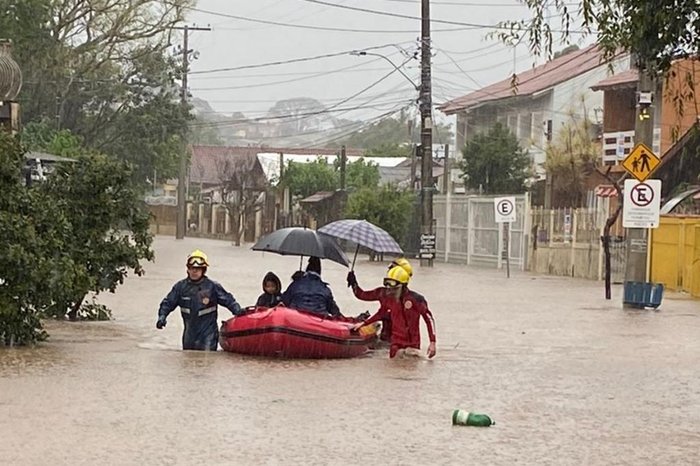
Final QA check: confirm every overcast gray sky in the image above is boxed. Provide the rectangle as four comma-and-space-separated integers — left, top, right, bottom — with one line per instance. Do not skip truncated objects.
184, 0, 592, 124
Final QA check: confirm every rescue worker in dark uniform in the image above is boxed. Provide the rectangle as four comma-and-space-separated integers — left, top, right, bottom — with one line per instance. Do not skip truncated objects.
282, 257, 341, 317
156, 249, 242, 351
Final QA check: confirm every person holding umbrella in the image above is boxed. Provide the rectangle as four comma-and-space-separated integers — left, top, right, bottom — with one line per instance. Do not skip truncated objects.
353, 265, 437, 359
346, 258, 413, 342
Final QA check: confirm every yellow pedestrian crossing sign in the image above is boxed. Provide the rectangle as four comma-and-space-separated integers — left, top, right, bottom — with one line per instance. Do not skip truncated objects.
621, 143, 660, 181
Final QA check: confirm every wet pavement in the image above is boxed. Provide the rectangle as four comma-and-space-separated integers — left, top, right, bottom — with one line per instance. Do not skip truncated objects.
1, 236, 699, 465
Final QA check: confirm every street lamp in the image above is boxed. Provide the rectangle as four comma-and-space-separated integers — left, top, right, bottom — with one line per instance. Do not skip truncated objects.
350, 50, 419, 90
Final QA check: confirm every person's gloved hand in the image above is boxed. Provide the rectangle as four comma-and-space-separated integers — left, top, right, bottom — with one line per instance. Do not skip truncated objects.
346, 271, 358, 288
156, 316, 167, 329
231, 303, 243, 316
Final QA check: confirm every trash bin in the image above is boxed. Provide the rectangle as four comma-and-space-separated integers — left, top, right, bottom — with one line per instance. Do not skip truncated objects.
623, 281, 664, 309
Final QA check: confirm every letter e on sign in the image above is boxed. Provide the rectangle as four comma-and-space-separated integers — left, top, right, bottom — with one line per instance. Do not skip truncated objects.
494, 196, 517, 223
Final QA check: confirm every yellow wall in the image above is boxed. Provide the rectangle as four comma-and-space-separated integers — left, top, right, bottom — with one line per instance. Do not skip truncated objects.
650, 216, 700, 297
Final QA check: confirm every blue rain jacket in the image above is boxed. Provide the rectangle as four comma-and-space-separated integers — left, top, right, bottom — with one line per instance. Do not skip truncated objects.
158, 276, 242, 350
281, 272, 340, 317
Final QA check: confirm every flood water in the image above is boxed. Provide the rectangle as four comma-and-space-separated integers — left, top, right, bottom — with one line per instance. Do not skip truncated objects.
1, 236, 699, 465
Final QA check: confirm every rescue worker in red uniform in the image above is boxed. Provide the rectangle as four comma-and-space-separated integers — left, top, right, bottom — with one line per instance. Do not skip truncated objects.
346, 258, 414, 342
353, 266, 436, 359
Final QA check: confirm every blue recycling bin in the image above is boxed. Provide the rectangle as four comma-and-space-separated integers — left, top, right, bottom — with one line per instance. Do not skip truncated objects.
623, 281, 664, 309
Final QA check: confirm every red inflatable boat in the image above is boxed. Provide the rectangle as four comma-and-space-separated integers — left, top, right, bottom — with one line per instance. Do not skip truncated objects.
219, 306, 378, 359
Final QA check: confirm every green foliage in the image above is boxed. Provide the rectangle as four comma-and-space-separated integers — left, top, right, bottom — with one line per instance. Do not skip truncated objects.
345, 159, 380, 191
496, 1, 698, 74
338, 111, 453, 154
5, 0, 192, 184
0, 132, 68, 344
281, 159, 339, 199
75, 299, 113, 321
345, 185, 414, 248
544, 113, 600, 207
21, 121, 86, 158
364, 143, 412, 157
459, 123, 531, 194
281, 157, 381, 198
38, 153, 155, 318
0, 128, 154, 344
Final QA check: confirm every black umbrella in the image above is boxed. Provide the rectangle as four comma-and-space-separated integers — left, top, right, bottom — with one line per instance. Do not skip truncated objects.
251, 227, 350, 267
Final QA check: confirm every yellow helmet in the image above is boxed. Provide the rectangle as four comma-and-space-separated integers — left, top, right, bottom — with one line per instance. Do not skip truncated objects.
384, 265, 410, 287
389, 257, 413, 277
186, 249, 209, 268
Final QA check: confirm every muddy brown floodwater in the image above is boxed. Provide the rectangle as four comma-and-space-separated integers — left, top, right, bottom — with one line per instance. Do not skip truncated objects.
1, 236, 699, 465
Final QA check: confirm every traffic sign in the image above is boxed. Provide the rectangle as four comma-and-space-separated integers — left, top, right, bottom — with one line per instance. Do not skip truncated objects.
622, 179, 661, 228
621, 143, 660, 181
494, 196, 516, 223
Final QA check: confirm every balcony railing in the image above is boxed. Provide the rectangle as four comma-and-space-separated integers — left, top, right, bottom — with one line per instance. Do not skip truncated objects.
601, 129, 661, 163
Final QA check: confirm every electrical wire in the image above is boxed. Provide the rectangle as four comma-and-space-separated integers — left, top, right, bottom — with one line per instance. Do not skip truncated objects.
299, 0, 589, 34
189, 43, 410, 75
182, 5, 474, 33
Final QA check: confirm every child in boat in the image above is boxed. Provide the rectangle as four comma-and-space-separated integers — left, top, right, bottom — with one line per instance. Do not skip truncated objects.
352, 265, 436, 359
256, 271, 283, 308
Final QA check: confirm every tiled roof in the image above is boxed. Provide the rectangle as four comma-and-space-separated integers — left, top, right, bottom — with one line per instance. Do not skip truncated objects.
189, 145, 267, 187
438, 45, 610, 114
590, 69, 638, 91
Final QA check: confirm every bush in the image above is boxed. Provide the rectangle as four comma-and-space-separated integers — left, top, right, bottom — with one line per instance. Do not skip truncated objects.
344, 185, 414, 248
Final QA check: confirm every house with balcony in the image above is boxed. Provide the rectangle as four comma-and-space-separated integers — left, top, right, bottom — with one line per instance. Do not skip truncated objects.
590, 57, 700, 199
437, 45, 630, 181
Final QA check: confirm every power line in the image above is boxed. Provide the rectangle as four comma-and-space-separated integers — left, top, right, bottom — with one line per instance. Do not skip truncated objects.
188, 98, 415, 129
189, 43, 408, 75
299, 0, 589, 34
182, 5, 472, 33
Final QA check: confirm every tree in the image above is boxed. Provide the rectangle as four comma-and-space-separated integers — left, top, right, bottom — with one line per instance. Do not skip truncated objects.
280, 157, 381, 200
545, 111, 601, 207
3, 0, 192, 184
215, 155, 267, 246
281, 159, 339, 199
345, 185, 415, 249
496, 1, 699, 117
0, 132, 69, 344
336, 158, 380, 191
267, 97, 331, 136
338, 110, 453, 155
459, 123, 531, 194
38, 153, 155, 320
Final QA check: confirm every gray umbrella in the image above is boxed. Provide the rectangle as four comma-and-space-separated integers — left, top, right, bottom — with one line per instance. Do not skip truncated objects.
318, 219, 403, 269
251, 227, 350, 267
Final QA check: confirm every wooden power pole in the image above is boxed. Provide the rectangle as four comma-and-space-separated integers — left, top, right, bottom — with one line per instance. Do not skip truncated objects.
419, 0, 434, 267
175, 24, 210, 239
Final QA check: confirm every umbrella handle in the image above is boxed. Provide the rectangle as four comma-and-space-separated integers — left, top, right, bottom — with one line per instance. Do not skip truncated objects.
299, 255, 303, 270
351, 244, 359, 270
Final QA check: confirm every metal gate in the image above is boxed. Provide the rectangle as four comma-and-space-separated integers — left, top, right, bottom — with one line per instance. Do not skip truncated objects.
434, 194, 530, 269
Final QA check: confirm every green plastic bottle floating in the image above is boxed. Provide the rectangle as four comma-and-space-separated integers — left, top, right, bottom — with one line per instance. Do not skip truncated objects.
452, 409, 494, 427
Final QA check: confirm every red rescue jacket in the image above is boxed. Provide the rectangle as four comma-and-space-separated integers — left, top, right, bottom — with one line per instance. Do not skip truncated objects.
361, 287, 436, 350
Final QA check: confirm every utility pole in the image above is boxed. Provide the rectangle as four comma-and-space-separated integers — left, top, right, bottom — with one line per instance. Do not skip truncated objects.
174, 24, 211, 239
339, 145, 347, 190
419, 0, 434, 267
623, 58, 655, 306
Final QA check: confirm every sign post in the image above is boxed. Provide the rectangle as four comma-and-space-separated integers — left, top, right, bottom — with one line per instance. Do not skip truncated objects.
494, 196, 516, 278
419, 233, 436, 262
620, 142, 662, 307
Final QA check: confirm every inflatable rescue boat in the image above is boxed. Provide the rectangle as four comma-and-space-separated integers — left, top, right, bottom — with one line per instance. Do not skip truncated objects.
219, 306, 378, 359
